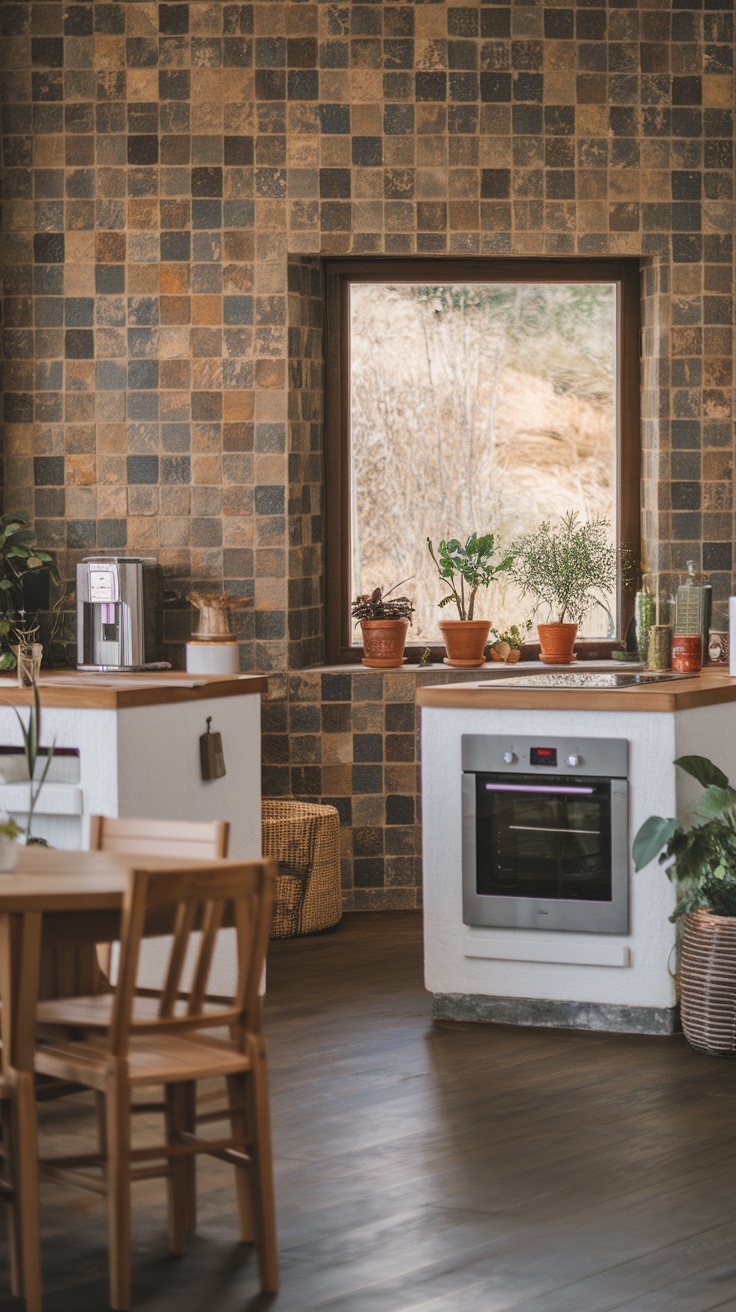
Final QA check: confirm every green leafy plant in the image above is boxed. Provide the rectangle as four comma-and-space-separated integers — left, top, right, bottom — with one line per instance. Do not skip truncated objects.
491, 620, 533, 651
0, 510, 60, 671
510, 511, 617, 625
0, 816, 23, 842
11, 678, 56, 843
426, 532, 514, 621
633, 755, 736, 921
351, 580, 415, 624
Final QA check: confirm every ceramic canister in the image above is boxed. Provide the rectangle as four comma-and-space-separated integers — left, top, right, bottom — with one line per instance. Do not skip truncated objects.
186, 640, 239, 676
672, 633, 702, 673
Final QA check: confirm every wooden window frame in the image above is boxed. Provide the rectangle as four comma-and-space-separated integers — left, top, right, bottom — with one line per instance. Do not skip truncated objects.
324, 257, 641, 665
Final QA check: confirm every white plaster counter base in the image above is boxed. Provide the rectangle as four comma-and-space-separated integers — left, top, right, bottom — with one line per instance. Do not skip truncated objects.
420, 700, 736, 1034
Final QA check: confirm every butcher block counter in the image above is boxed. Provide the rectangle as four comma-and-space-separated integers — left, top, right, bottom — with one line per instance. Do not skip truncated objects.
0, 670, 267, 710
416, 667, 736, 713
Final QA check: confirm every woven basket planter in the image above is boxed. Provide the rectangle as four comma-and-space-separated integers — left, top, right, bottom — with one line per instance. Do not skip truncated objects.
680, 909, 736, 1056
262, 800, 342, 939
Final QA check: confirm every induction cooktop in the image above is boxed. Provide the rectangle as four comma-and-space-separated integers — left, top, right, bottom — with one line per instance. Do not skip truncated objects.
479, 671, 699, 690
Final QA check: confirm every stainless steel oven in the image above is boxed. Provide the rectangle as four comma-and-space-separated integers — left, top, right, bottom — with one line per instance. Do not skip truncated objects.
462, 735, 628, 933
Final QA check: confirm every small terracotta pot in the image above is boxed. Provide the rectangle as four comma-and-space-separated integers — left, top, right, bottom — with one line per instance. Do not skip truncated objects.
439, 619, 492, 668
507, 648, 521, 663
537, 622, 578, 665
359, 618, 408, 668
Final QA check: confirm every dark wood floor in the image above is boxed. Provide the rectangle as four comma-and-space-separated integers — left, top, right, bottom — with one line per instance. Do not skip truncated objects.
5, 912, 736, 1311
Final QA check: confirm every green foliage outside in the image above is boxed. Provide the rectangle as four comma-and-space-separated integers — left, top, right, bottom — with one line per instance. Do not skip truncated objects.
0, 511, 59, 670
426, 532, 515, 621
510, 511, 617, 625
633, 755, 736, 921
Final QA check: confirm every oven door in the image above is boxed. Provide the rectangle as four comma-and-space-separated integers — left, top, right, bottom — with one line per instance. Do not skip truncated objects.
462, 772, 629, 933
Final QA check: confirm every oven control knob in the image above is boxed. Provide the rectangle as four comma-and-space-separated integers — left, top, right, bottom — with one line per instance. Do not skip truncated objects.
567, 753, 581, 767
503, 751, 516, 765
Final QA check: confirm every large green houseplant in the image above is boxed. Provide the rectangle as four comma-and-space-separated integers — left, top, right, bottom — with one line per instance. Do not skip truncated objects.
633, 754, 736, 1055
426, 531, 514, 667
510, 511, 617, 664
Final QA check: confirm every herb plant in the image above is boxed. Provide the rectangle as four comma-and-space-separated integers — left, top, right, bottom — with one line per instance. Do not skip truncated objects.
491, 621, 533, 651
633, 755, 736, 921
0, 510, 59, 671
426, 532, 514, 622
510, 511, 617, 625
351, 581, 415, 624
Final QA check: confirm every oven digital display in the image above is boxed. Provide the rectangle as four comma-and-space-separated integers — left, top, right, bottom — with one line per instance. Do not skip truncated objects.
530, 746, 557, 767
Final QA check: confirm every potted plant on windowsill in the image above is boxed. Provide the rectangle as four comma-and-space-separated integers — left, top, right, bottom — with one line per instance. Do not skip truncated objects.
489, 620, 533, 664
427, 532, 514, 668
633, 754, 736, 1057
510, 511, 617, 665
351, 581, 415, 668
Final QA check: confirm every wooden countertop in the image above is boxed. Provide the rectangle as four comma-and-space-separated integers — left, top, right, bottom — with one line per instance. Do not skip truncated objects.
416, 668, 736, 713
0, 671, 267, 710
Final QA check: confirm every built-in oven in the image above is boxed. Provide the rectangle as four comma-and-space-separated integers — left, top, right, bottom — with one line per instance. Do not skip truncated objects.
462, 735, 628, 934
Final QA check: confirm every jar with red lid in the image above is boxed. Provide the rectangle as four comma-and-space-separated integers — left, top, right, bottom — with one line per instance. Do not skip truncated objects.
672, 634, 702, 673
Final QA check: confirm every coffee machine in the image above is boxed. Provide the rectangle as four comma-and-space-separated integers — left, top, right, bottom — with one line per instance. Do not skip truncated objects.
76, 557, 167, 671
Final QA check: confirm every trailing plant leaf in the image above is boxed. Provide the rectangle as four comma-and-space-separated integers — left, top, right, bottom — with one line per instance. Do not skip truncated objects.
673, 755, 729, 791
695, 785, 736, 820
632, 815, 681, 872
634, 754, 736, 921
0, 510, 61, 670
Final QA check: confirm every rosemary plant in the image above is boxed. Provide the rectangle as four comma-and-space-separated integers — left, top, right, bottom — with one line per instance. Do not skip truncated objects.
510, 511, 617, 624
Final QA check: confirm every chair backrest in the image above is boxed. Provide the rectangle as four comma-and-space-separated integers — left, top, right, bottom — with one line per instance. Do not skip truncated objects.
89, 816, 230, 861
109, 859, 275, 1057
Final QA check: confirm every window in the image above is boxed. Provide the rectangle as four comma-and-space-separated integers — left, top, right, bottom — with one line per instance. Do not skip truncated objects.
325, 259, 640, 663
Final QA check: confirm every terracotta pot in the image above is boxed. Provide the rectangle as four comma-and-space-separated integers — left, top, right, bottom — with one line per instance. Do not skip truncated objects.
680, 909, 736, 1056
359, 618, 408, 668
507, 648, 522, 663
439, 619, 492, 668
537, 622, 578, 665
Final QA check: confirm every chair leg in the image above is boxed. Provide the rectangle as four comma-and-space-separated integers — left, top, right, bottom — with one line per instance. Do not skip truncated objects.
0, 1095, 22, 1299
181, 1080, 197, 1234
164, 1083, 193, 1255
226, 1073, 254, 1243
243, 1038, 279, 1294
12, 1073, 43, 1312
105, 1065, 132, 1312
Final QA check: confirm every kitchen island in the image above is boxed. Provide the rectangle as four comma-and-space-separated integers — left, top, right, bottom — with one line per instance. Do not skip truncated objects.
0, 671, 266, 995
417, 669, 736, 1035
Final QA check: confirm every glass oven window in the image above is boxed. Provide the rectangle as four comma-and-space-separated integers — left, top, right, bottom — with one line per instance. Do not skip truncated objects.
475, 773, 613, 903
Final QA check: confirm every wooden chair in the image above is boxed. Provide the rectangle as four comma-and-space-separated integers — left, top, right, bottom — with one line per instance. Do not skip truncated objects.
34, 858, 278, 1311
89, 816, 230, 982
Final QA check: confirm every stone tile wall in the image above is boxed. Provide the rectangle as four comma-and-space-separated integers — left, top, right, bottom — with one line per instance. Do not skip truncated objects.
0, 0, 734, 906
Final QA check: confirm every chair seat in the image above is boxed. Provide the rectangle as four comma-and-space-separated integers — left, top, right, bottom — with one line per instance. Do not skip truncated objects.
37, 992, 224, 1032
35, 1032, 251, 1088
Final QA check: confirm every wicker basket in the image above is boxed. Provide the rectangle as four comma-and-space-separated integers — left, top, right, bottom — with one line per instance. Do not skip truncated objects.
262, 800, 342, 939
680, 909, 736, 1056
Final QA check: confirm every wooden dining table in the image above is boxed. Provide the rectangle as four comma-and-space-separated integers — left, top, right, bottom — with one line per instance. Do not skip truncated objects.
0, 844, 245, 1312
